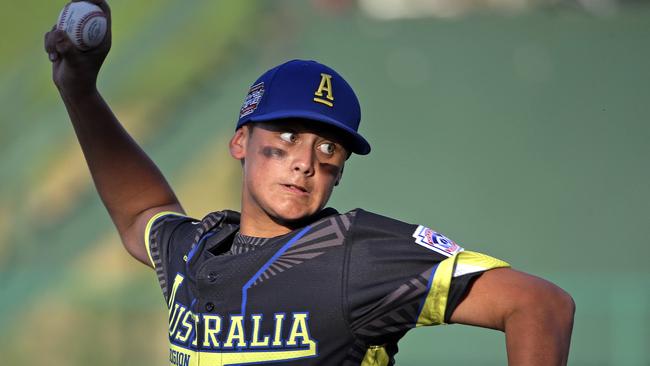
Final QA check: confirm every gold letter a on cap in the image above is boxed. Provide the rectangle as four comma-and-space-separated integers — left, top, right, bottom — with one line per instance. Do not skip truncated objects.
313, 73, 334, 107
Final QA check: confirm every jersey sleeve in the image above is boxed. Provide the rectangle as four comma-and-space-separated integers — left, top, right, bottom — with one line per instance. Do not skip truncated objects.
144, 211, 198, 304
345, 209, 509, 345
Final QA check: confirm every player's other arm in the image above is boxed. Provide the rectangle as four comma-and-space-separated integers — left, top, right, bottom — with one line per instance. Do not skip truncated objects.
450, 268, 575, 366
44, 0, 183, 267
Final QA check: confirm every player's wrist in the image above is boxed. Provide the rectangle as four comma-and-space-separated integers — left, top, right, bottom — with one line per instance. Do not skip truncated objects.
58, 83, 100, 105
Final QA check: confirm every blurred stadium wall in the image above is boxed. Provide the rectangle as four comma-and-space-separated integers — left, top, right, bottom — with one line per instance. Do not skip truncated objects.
1, 0, 648, 364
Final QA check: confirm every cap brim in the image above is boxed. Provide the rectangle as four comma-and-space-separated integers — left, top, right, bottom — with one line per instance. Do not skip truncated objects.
241, 110, 371, 155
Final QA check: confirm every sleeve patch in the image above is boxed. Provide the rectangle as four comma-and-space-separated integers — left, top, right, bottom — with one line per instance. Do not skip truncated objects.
412, 225, 463, 257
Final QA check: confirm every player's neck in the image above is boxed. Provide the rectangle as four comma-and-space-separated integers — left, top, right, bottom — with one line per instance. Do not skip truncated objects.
239, 215, 292, 238
238, 203, 294, 238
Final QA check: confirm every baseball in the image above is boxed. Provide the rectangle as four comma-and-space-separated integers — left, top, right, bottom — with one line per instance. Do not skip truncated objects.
56, 1, 107, 51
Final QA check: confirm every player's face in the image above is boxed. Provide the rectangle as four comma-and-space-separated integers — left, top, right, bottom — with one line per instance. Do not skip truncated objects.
230, 119, 348, 233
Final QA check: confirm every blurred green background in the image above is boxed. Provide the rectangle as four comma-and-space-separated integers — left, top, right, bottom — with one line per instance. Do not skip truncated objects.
1, 0, 648, 365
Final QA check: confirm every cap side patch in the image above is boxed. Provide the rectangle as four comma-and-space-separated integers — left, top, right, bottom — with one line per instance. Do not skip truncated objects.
412, 225, 463, 257
240, 82, 265, 119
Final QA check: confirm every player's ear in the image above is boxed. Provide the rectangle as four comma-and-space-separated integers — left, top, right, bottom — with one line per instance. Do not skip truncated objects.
229, 126, 250, 160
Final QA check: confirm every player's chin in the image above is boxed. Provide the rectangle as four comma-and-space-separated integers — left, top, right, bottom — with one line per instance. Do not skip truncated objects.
269, 203, 320, 227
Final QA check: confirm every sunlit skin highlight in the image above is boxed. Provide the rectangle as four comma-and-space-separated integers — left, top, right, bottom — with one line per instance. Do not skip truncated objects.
229, 119, 349, 238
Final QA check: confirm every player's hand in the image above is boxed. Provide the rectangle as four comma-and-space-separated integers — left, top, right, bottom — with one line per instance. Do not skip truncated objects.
44, 0, 112, 98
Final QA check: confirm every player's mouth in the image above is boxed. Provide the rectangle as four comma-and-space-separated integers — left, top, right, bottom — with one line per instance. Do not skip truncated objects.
282, 183, 309, 195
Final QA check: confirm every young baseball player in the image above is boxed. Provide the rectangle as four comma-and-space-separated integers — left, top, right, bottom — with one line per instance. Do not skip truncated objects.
45, 1, 574, 365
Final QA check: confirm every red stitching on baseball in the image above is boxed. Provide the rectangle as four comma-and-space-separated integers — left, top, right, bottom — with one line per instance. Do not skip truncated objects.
74, 10, 105, 50
57, 3, 71, 30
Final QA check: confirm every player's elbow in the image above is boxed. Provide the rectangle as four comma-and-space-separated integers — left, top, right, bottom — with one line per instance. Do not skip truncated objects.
541, 285, 575, 332
508, 280, 575, 335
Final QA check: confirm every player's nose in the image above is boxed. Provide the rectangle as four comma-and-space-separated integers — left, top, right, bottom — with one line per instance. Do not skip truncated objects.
291, 144, 316, 176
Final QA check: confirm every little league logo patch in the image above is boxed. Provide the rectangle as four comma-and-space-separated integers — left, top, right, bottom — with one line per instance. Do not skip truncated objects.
239, 82, 265, 118
412, 225, 463, 257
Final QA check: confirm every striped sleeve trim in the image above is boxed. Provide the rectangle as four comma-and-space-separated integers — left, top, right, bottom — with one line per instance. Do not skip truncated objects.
416, 250, 510, 326
144, 211, 186, 268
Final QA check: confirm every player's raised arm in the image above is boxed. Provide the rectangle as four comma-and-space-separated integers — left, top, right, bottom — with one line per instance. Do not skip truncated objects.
449, 268, 575, 365
44, 0, 184, 267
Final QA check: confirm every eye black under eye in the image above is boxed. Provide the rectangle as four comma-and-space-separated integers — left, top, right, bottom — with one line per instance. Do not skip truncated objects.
262, 146, 285, 158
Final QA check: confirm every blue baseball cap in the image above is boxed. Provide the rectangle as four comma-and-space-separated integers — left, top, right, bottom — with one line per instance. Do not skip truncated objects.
237, 59, 371, 155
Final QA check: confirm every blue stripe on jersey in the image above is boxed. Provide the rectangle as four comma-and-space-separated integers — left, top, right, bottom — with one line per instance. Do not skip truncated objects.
185, 231, 217, 273
240, 225, 312, 316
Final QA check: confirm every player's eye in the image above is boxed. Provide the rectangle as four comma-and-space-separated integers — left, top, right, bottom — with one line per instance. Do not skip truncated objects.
318, 142, 336, 155
280, 132, 297, 143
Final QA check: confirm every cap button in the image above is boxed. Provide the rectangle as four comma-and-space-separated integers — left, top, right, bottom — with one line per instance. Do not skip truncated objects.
207, 271, 217, 282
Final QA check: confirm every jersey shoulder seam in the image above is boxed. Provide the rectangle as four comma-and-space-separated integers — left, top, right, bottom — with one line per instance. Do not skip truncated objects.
159, 215, 198, 299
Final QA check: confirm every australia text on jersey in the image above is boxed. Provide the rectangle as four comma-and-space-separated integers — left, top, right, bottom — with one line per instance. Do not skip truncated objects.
167, 274, 317, 366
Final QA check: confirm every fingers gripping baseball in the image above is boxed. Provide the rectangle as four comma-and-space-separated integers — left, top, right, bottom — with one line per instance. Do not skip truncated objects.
44, 28, 75, 60
45, 0, 112, 96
